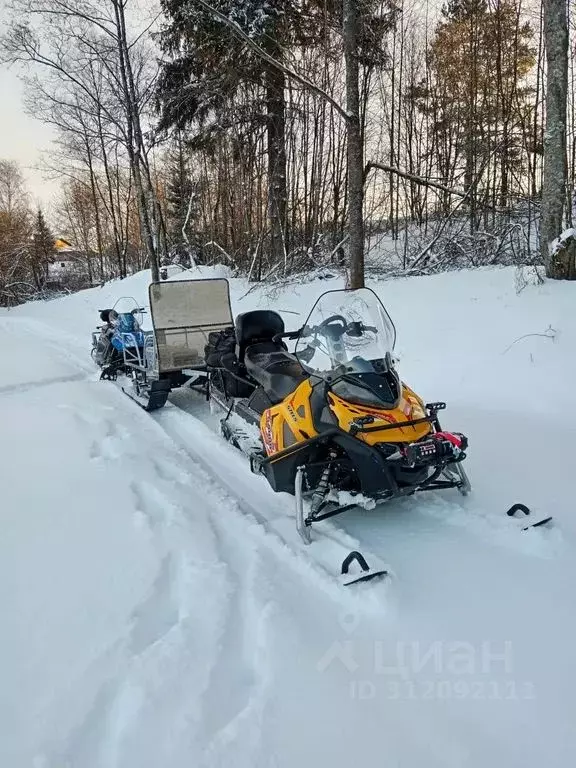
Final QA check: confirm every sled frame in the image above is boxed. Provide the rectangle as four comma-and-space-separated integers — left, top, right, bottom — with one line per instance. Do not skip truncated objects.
121, 330, 155, 372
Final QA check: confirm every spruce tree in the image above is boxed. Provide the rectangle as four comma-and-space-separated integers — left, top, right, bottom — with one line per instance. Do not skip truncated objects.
157, 0, 395, 280
30, 209, 55, 289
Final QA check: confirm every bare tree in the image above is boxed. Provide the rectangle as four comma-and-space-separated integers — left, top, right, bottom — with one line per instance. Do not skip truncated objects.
3, 0, 164, 281
0, 160, 34, 305
540, 0, 570, 277
343, 0, 365, 288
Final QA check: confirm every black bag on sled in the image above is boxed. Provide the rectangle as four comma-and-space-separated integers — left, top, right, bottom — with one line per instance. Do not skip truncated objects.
205, 328, 253, 398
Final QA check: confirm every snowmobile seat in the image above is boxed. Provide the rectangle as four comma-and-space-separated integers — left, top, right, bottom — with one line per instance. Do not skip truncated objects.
235, 310, 286, 364
244, 341, 308, 404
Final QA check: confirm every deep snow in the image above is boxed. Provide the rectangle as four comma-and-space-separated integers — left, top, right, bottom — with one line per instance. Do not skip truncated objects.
1, 264, 575, 767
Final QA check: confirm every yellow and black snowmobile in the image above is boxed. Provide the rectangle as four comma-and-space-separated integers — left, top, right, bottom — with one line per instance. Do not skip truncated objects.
207, 286, 471, 543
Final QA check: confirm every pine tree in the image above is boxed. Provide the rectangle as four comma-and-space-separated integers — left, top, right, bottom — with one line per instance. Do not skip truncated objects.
157, 0, 396, 280
30, 209, 55, 289
158, 0, 292, 266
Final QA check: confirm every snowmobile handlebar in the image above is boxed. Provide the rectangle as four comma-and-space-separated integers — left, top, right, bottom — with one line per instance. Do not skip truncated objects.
98, 307, 146, 314
300, 317, 379, 340
272, 329, 302, 343
271, 317, 378, 349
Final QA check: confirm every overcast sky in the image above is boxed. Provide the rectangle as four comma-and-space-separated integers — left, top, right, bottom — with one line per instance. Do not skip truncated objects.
0, 0, 61, 213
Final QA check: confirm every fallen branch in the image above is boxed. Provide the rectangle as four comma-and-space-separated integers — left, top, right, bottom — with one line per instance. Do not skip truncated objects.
238, 262, 283, 300
365, 146, 506, 215
203, 240, 233, 264
364, 162, 470, 199
404, 196, 469, 273
329, 233, 350, 258
502, 326, 557, 354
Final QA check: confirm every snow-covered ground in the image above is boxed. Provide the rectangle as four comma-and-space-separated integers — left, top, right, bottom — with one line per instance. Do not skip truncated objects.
1, 264, 575, 767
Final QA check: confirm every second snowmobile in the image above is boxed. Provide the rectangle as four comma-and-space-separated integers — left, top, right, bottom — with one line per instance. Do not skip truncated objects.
91, 298, 146, 378
92, 282, 232, 410
205, 286, 471, 543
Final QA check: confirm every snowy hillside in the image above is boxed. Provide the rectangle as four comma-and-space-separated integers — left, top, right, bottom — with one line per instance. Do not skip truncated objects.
1, 265, 575, 768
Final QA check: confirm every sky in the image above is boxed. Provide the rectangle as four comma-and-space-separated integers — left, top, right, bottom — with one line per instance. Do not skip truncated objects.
0, 0, 61, 213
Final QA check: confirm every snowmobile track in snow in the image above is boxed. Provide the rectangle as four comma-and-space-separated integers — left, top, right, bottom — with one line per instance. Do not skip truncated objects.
148, 403, 394, 601
0, 372, 88, 395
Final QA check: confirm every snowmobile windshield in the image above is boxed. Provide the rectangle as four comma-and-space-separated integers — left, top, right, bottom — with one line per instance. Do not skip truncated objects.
295, 287, 396, 380
112, 297, 145, 328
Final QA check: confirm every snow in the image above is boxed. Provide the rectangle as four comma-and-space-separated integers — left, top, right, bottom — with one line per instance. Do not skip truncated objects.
550, 226, 576, 255
2, 265, 576, 767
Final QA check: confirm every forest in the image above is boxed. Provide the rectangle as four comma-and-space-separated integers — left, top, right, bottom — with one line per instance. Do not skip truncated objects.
0, 0, 574, 305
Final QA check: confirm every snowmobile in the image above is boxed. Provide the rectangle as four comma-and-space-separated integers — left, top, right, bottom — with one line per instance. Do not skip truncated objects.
205, 286, 471, 543
91, 298, 146, 378
93, 280, 233, 411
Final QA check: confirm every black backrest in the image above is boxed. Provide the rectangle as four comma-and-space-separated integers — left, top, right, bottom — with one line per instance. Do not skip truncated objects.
235, 310, 285, 363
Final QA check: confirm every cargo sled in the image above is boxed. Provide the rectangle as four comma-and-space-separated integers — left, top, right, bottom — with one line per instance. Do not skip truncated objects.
93, 279, 233, 411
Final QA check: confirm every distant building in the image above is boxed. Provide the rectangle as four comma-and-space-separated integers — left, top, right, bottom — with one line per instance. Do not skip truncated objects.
46, 237, 89, 289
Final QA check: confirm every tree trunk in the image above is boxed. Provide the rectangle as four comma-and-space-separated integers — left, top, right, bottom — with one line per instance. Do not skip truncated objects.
389, 24, 397, 238
466, 14, 478, 233
96, 119, 125, 278
112, 0, 160, 282
264, 50, 288, 271
80, 124, 105, 281
541, 0, 569, 278
343, 0, 365, 289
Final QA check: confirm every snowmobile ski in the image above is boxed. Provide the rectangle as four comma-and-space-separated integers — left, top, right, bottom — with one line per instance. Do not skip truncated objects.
522, 517, 553, 530
340, 550, 388, 586
506, 503, 553, 531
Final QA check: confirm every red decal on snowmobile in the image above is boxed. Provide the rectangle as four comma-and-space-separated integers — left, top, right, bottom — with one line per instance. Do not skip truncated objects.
262, 410, 277, 455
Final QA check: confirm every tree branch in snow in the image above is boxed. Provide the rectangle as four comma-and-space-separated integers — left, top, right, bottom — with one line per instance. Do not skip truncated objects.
203, 240, 233, 263
329, 233, 350, 262
364, 151, 507, 214
247, 236, 263, 283
403, 197, 469, 273
502, 326, 558, 354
